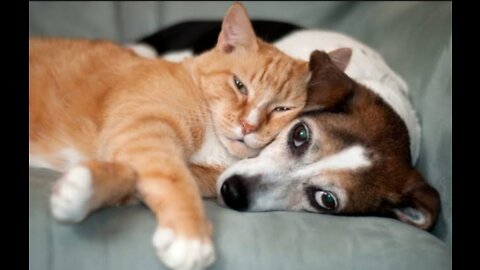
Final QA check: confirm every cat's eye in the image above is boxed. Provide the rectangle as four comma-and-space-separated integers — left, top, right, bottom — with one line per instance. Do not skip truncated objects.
233, 76, 248, 96
307, 187, 338, 211
273, 107, 291, 112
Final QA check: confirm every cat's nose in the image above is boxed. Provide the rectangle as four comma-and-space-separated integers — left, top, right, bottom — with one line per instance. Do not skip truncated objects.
220, 175, 249, 211
241, 120, 257, 135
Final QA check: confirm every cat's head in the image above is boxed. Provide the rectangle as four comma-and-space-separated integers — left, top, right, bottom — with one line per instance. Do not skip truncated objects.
194, 3, 350, 159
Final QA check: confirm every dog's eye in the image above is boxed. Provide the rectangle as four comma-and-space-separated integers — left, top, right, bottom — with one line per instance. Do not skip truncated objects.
288, 122, 311, 156
314, 190, 338, 210
233, 75, 248, 96
306, 187, 339, 211
292, 123, 310, 148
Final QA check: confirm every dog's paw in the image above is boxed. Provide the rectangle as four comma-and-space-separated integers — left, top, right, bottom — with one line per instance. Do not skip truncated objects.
50, 166, 95, 223
152, 227, 215, 270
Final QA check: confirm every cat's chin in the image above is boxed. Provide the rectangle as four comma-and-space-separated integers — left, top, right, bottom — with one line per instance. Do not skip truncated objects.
221, 137, 260, 159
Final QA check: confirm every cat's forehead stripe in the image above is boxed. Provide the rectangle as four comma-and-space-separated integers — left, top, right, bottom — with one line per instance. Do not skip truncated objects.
262, 55, 284, 83
254, 56, 274, 83
263, 57, 297, 92
275, 61, 295, 96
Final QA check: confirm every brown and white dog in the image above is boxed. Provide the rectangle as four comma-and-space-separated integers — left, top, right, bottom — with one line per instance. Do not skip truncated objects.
215, 30, 440, 230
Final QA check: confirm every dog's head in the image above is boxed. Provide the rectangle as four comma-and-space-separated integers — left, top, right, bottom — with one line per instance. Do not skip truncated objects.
217, 50, 440, 230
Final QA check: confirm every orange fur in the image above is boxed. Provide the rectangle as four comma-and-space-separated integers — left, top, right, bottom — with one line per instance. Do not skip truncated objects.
29, 3, 309, 268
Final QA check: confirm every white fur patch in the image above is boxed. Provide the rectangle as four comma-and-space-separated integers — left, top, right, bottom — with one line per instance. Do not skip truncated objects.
245, 109, 259, 128
126, 43, 193, 62
153, 227, 215, 270
219, 145, 370, 188
189, 124, 238, 167
217, 145, 367, 211
125, 43, 158, 59
291, 145, 371, 179
50, 166, 94, 223
218, 157, 278, 186
233, 126, 243, 139
162, 49, 194, 62
274, 30, 408, 92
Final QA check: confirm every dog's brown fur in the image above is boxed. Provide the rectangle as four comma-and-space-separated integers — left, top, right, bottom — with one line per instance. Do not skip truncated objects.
306, 50, 440, 229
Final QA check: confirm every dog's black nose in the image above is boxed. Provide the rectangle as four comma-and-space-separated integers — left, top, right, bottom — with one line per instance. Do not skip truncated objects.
221, 175, 249, 211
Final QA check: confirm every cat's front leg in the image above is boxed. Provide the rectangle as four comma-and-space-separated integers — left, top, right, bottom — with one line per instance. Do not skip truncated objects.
137, 161, 214, 270
114, 141, 215, 270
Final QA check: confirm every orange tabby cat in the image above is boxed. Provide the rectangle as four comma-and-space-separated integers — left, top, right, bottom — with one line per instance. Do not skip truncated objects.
29, 3, 347, 270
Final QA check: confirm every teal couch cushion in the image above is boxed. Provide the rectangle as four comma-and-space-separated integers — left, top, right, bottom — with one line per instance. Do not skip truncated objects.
30, 168, 450, 270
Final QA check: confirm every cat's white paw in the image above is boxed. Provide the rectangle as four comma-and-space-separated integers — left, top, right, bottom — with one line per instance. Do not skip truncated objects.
50, 166, 94, 223
153, 227, 215, 270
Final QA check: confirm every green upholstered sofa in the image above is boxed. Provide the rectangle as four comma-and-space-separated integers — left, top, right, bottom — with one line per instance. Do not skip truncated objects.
29, 2, 452, 269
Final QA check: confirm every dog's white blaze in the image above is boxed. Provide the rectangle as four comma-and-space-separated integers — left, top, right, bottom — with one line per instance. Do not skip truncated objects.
290, 145, 371, 179
190, 124, 238, 167
220, 157, 277, 181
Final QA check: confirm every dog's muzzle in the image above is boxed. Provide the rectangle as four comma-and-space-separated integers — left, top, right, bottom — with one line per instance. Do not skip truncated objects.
220, 175, 249, 211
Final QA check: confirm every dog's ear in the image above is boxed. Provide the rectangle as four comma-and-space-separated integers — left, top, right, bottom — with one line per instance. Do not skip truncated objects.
391, 170, 440, 230
216, 3, 258, 53
305, 49, 354, 112
326, 47, 352, 72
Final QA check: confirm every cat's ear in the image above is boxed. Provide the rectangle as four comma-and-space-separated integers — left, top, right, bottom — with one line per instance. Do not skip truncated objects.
216, 3, 258, 53
327, 48, 352, 72
304, 50, 354, 112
